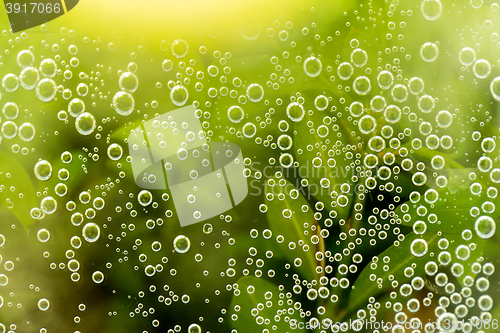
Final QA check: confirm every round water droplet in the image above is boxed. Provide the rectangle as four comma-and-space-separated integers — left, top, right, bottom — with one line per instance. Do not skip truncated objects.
41, 196, 57, 214
82, 223, 101, 243
39, 58, 57, 78
420, 42, 439, 62
1, 121, 17, 139
279, 153, 294, 167
353, 76, 371, 95
92, 271, 104, 284
481, 137, 496, 153
436, 313, 458, 333
408, 77, 425, 95
377, 70, 394, 90
171, 39, 189, 58
410, 238, 428, 257
337, 62, 353, 80
2, 73, 19, 92
75, 112, 96, 135
36, 78, 57, 102
170, 85, 189, 106
17, 49, 35, 68
303, 56, 322, 77
76, 83, 89, 97
459, 47, 476, 66
418, 95, 435, 113
34, 160, 52, 181
188, 323, 201, 333
350, 48, 368, 67
203, 223, 213, 234
37, 228, 50, 242
38, 298, 50, 311
119, 72, 138, 93
349, 101, 364, 117
436, 110, 452, 128
490, 76, 500, 101
242, 122, 257, 138
358, 115, 377, 134
227, 106, 245, 123
68, 98, 85, 117
286, 102, 305, 122
370, 95, 386, 112
314, 95, 329, 110
421, 0, 443, 21
384, 105, 401, 123
277, 134, 293, 150
475, 216, 496, 239
246, 83, 264, 102
138, 190, 153, 206
173, 235, 191, 253
19, 123, 35, 142
107, 143, 123, 161
162, 59, 173, 71
19, 67, 39, 90
473, 59, 491, 79
391, 84, 408, 102
2, 102, 18, 119
113, 91, 135, 115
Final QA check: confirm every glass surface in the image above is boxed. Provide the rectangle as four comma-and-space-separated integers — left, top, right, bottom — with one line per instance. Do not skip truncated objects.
0, 0, 499, 332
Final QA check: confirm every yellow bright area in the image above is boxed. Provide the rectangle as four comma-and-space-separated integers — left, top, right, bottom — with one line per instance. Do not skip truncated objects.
0, 0, 305, 39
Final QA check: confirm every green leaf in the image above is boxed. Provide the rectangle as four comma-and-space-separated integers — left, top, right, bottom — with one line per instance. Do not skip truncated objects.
0, 152, 38, 232
264, 177, 324, 280
394, 167, 500, 233
293, 108, 355, 222
345, 232, 439, 318
229, 276, 306, 333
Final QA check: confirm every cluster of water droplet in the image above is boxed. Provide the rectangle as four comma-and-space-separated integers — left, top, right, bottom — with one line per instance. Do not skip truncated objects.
0, 0, 499, 332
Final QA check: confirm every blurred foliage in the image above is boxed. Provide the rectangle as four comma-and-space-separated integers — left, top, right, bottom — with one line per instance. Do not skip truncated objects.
0, 0, 499, 332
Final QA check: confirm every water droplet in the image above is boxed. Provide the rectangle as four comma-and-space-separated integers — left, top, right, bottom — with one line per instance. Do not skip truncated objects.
34, 160, 52, 181
490, 76, 500, 100
138, 190, 153, 206
92, 271, 104, 284
119, 72, 138, 93
227, 106, 245, 123
410, 239, 428, 257
113, 91, 135, 115
19, 67, 39, 90
337, 62, 353, 80
353, 76, 371, 95
377, 70, 394, 89
75, 112, 96, 135
2, 73, 20, 92
173, 235, 191, 253
171, 39, 189, 58
473, 59, 491, 79
358, 115, 377, 134
170, 85, 189, 106
39, 58, 57, 78
37, 298, 50, 311
82, 223, 101, 243
350, 48, 368, 67
421, 0, 443, 21
17, 49, 35, 68
107, 143, 123, 161
286, 102, 305, 122
303, 56, 322, 77
475, 216, 496, 239
420, 42, 439, 62
459, 47, 476, 66
246, 83, 264, 102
